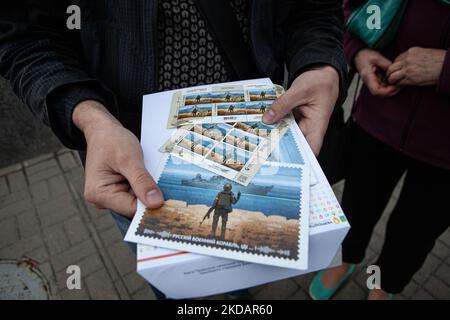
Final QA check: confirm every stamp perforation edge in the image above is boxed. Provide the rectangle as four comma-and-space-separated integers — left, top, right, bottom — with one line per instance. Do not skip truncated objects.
134, 159, 310, 269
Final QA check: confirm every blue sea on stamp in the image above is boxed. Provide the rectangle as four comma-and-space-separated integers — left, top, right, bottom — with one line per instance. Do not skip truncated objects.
158, 156, 302, 219
268, 128, 305, 164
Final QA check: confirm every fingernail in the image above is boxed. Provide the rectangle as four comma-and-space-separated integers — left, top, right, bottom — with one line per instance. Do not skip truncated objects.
146, 189, 164, 207
262, 108, 276, 123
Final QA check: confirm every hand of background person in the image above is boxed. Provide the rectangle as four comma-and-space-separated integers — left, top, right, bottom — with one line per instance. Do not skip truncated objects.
73, 100, 164, 217
386, 47, 446, 87
262, 66, 339, 156
354, 48, 400, 97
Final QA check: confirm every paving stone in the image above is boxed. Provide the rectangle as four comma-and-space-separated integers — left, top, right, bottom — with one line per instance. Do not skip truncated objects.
0, 217, 19, 248
0, 196, 33, 222
7, 170, 27, 191
60, 285, 90, 300
367, 232, 384, 254
332, 180, 345, 193
38, 261, 56, 282
113, 280, 131, 300
413, 254, 442, 285
23, 153, 54, 168
77, 254, 105, 276
64, 168, 85, 192
423, 276, 450, 299
353, 268, 370, 291
248, 284, 266, 297
48, 175, 70, 197
57, 149, 71, 155
0, 163, 23, 177
17, 209, 41, 239
361, 248, 379, 265
55, 268, 72, 290
132, 287, 156, 300
431, 240, 449, 261
391, 175, 405, 200
38, 261, 59, 298
25, 158, 58, 175
333, 280, 367, 300
93, 211, 117, 231
292, 272, 315, 290
0, 188, 30, 208
63, 215, 90, 246
69, 178, 85, 200
0, 233, 44, 259
0, 176, 8, 196
38, 205, 78, 228
43, 224, 71, 255
29, 180, 50, 204
412, 288, 435, 300
252, 279, 298, 300
288, 288, 310, 300
36, 194, 79, 227
58, 152, 78, 172
27, 166, 61, 185
24, 245, 50, 263
382, 197, 397, 217
71, 151, 82, 166
399, 280, 420, 299
435, 263, 450, 286
99, 227, 123, 246
51, 239, 97, 272
99, 251, 121, 282
333, 190, 343, 203
85, 269, 119, 300
373, 219, 386, 238
122, 271, 148, 295
440, 229, 450, 248
107, 241, 136, 277
37, 192, 74, 212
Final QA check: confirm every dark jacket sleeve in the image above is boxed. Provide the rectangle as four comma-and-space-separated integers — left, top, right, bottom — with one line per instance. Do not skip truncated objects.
0, 0, 118, 150
437, 48, 450, 96
283, 0, 348, 107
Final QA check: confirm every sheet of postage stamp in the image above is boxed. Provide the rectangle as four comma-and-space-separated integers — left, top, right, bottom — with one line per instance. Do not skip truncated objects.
159, 118, 291, 186
267, 118, 319, 186
125, 155, 310, 270
167, 83, 285, 128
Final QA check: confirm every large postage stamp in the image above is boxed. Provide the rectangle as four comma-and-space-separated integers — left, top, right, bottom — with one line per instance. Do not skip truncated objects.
159, 119, 291, 186
167, 83, 285, 128
126, 156, 310, 270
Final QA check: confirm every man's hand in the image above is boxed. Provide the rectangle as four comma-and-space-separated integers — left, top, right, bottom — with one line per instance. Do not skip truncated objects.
354, 48, 400, 97
386, 47, 446, 87
73, 100, 164, 217
262, 66, 340, 155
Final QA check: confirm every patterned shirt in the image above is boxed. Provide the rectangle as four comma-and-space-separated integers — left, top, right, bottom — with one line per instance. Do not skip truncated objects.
157, 0, 250, 91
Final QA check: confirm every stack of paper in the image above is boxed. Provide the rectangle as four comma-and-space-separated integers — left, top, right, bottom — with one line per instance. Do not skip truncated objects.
124, 78, 349, 297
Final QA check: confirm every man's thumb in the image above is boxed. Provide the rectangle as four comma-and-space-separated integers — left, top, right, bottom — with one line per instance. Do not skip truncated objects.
262, 92, 294, 124
127, 166, 164, 209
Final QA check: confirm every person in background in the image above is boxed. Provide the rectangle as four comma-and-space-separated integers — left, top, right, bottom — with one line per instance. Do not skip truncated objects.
0, 0, 347, 299
310, 0, 450, 300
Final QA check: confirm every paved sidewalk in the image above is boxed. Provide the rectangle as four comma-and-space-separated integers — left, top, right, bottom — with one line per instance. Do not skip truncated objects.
0, 150, 449, 300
